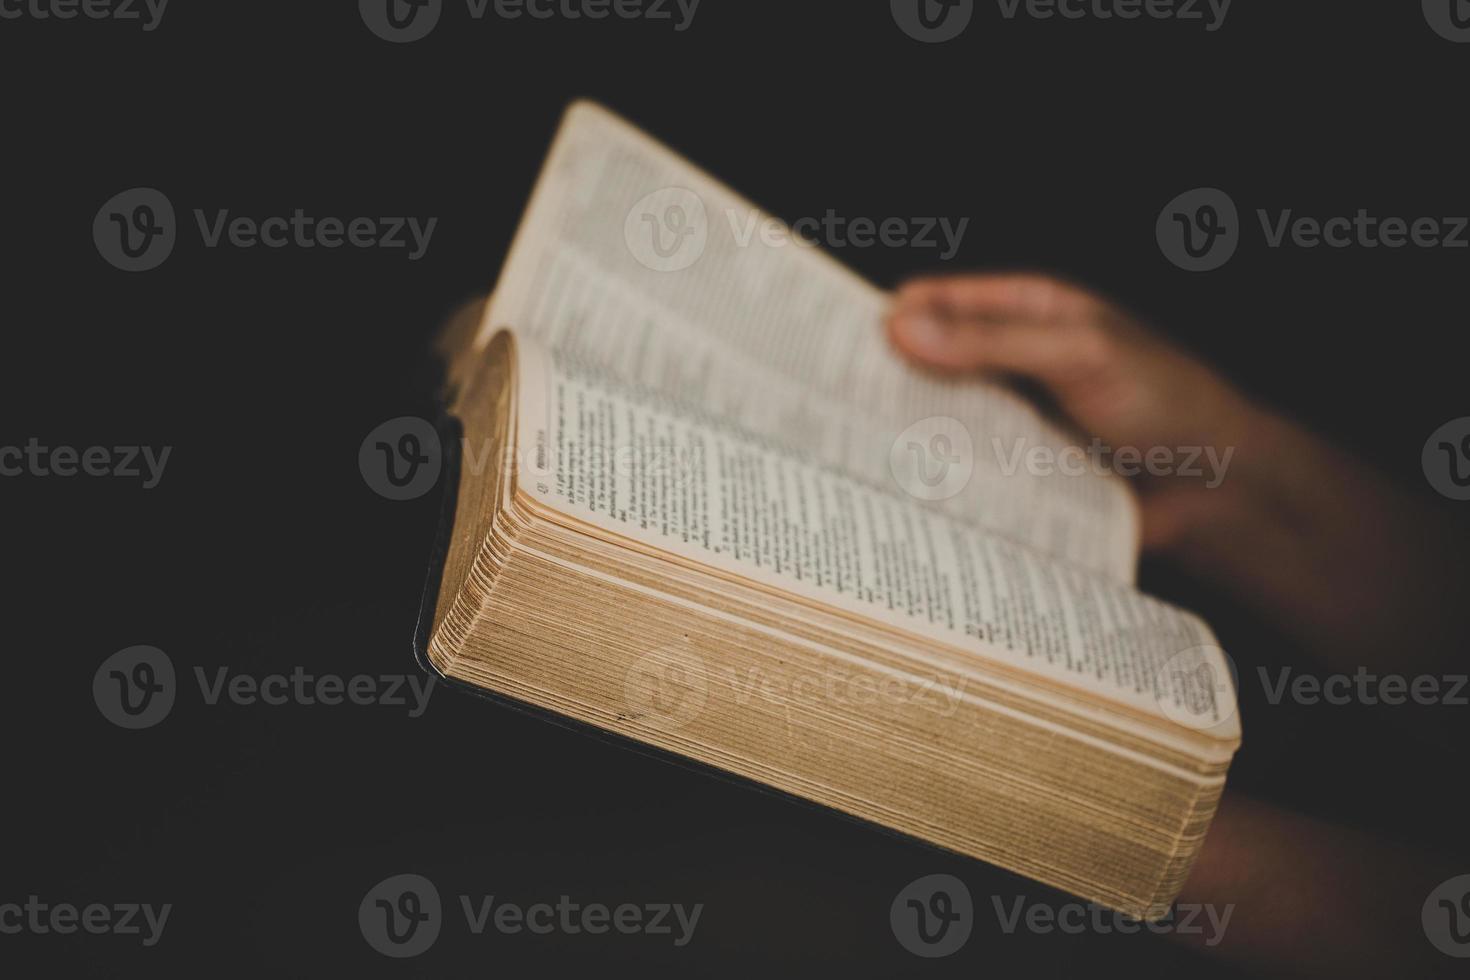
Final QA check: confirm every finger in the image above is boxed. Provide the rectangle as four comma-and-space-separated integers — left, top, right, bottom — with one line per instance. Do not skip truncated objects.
893, 272, 1102, 323
1138, 484, 1219, 553
886, 309, 1111, 388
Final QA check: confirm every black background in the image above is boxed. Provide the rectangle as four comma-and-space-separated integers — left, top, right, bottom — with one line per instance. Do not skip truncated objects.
3, 1, 1468, 976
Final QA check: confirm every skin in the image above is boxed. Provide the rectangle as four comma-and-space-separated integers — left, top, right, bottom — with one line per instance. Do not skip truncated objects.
888, 272, 1465, 675
887, 272, 1469, 977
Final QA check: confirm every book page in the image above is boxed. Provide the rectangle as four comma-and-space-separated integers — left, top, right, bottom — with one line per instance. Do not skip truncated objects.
478, 101, 1139, 582
512, 334, 1238, 738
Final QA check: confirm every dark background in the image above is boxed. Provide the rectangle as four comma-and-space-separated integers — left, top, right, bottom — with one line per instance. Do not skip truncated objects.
3, 1, 1467, 976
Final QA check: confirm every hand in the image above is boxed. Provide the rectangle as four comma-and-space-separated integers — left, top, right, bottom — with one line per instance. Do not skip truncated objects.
886, 272, 1264, 552
889, 275, 1470, 980
886, 272, 1466, 675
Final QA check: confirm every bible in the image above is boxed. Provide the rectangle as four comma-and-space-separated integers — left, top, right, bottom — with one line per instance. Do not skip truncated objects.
422, 101, 1240, 920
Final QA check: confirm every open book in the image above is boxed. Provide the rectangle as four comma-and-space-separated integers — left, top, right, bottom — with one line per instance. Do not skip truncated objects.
425, 101, 1240, 920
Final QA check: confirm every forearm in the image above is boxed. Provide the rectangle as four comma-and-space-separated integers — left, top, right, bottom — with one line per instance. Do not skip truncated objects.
1175, 794, 1458, 977
1160, 406, 1468, 676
